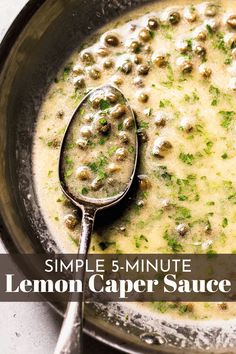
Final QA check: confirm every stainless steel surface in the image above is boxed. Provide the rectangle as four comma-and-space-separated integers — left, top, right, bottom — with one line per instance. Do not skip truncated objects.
0, 0, 236, 353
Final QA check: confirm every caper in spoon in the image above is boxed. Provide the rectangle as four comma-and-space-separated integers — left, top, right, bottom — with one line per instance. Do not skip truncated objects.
54, 85, 138, 354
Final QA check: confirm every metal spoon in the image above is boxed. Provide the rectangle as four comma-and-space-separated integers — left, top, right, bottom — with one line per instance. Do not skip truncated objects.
54, 85, 138, 354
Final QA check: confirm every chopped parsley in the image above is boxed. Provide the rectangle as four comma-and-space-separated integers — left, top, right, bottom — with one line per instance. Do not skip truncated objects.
209, 85, 221, 106
135, 234, 148, 249
87, 155, 108, 180
138, 121, 149, 129
81, 187, 89, 195
99, 99, 111, 110
222, 217, 228, 228
179, 152, 195, 165
62, 62, 73, 81
164, 230, 183, 253
219, 111, 235, 129
159, 99, 172, 108
175, 206, 192, 221
99, 117, 108, 125
221, 153, 228, 159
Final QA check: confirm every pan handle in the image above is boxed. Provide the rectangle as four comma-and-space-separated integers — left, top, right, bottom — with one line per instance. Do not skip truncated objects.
54, 207, 96, 354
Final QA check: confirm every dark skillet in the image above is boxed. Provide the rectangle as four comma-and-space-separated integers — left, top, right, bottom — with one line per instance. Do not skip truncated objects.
0, 0, 236, 353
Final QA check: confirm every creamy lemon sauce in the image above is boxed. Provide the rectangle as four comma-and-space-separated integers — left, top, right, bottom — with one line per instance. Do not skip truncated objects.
60, 86, 136, 200
34, 0, 236, 320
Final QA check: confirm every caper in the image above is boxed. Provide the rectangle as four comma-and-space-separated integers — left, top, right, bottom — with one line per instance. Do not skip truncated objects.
118, 131, 129, 144
224, 33, 236, 49
48, 137, 60, 148
176, 57, 193, 73
133, 54, 143, 64
154, 112, 167, 127
186, 304, 194, 312
218, 303, 228, 310
115, 147, 128, 161
73, 76, 85, 88
56, 110, 64, 119
138, 174, 151, 190
130, 24, 136, 32
185, 12, 197, 23
176, 223, 189, 236
232, 48, 236, 59
129, 40, 142, 53
91, 177, 103, 191
205, 222, 212, 234
108, 163, 121, 173
112, 75, 123, 86
105, 92, 118, 104
91, 96, 102, 109
105, 33, 119, 47
84, 114, 93, 123
110, 104, 126, 119
196, 31, 207, 41
147, 17, 158, 30
89, 67, 101, 80
169, 11, 181, 25
179, 116, 194, 132
103, 58, 114, 69
139, 28, 151, 42
76, 166, 91, 180
161, 198, 171, 209
199, 63, 212, 78
137, 64, 150, 75
152, 53, 167, 67
107, 177, 115, 185
97, 47, 109, 57
152, 137, 172, 157
143, 44, 152, 53
137, 128, 148, 143
184, 6, 197, 23
80, 51, 95, 65
204, 18, 219, 32
202, 240, 213, 250
121, 60, 133, 74
133, 77, 145, 87
138, 92, 149, 103
182, 62, 193, 73
205, 3, 217, 17
80, 125, 92, 138
76, 138, 88, 149
123, 117, 134, 130
97, 118, 111, 135
175, 39, 189, 54
227, 15, 236, 29
194, 45, 207, 57
64, 214, 78, 230
72, 64, 84, 75
137, 200, 145, 207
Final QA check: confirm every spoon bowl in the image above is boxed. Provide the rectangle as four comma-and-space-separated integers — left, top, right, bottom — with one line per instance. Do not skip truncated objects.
55, 85, 138, 354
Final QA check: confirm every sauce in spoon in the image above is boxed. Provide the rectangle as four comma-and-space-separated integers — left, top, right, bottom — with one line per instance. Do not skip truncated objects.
61, 85, 136, 201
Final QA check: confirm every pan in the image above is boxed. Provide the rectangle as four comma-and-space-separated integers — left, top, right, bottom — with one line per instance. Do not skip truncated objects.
0, 0, 236, 353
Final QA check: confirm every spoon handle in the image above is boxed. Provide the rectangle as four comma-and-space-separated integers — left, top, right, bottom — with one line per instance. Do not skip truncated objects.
54, 207, 96, 354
